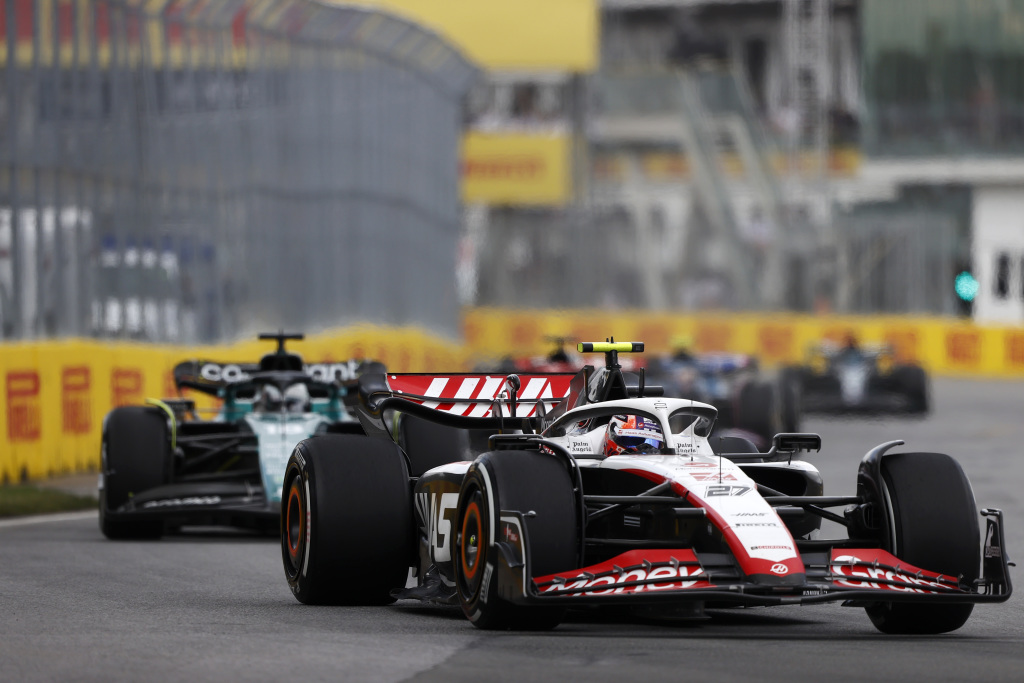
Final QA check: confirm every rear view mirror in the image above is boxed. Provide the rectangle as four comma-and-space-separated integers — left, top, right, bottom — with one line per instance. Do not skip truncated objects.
770, 433, 822, 454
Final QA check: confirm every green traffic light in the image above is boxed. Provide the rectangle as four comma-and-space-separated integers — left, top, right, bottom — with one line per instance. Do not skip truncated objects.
955, 271, 979, 302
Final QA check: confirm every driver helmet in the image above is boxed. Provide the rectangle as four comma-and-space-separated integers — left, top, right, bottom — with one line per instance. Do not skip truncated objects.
257, 385, 283, 412
282, 383, 311, 413
604, 414, 665, 456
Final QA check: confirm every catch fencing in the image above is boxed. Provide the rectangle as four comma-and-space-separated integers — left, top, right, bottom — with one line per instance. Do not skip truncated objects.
1, 0, 476, 344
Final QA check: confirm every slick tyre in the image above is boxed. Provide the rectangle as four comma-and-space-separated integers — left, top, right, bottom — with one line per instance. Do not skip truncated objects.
398, 414, 470, 477
100, 406, 171, 540
866, 452, 980, 634
778, 367, 802, 433
891, 365, 929, 415
737, 381, 778, 448
454, 450, 578, 631
281, 435, 412, 605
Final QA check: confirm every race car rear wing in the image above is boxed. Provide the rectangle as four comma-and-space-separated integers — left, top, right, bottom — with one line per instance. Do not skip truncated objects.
353, 341, 661, 439
354, 370, 582, 437
172, 358, 373, 396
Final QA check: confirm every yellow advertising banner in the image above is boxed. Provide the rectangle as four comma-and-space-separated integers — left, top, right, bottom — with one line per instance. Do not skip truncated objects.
0, 326, 467, 483
461, 132, 572, 206
6, 312, 1024, 483
462, 308, 1024, 381
356, 0, 598, 71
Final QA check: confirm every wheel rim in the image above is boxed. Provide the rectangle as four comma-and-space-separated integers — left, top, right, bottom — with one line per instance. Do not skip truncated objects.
284, 477, 305, 574
458, 488, 486, 598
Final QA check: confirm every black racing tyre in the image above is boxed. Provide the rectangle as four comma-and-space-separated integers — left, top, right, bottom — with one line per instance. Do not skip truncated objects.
709, 435, 760, 455
100, 406, 172, 540
891, 365, 929, 415
778, 367, 802, 433
281, 434, 412, 605
454, 450, 578, 630
737, 381, 778, 448
398, 414, 470, 477
865, 452, 980, 634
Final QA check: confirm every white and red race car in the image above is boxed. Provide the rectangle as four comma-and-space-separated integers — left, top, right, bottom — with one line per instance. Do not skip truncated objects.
280, 342, 1011, 634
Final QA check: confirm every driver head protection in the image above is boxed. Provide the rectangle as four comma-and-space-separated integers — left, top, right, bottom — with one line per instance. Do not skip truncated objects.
283, 383, 311, 413
604, 414, 665, 456
257, 385, 282, 412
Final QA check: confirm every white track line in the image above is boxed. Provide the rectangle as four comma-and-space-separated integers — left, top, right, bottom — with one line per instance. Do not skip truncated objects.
0, 510, 98, 529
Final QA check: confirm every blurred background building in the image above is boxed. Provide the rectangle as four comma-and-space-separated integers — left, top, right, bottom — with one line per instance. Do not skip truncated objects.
467, 0, 1024, 325
0, 0, 477, 343
4, 0, 1024, 345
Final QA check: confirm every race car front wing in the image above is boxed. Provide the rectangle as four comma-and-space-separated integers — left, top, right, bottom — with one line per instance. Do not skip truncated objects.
488, 508, 1012, 608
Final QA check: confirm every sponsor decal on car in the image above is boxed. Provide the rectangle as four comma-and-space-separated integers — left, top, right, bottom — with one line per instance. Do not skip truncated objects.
417, 492, 459, 563
689, 472, 737, 482
536, 550, 713, 596
200, 363, 250, 383
569, 439, 591, 453
830, 552, 957, 593
542, 565, 709, 596
141, 496, 222, 508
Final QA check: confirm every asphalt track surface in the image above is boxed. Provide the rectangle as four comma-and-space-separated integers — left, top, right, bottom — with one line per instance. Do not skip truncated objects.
2, 378, 1022, 682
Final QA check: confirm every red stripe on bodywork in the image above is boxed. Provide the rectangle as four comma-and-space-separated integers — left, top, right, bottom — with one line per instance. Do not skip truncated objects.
623, 468, 805, 579
385, 374, 574, 408
535, 549, 713, 596
829, 549, 964, 594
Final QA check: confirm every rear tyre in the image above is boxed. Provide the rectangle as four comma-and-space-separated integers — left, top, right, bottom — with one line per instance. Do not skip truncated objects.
397, 414, 470, 477
865, 452, 980, 634
281, 434, 412, 605
455, 450, 578, 630
891, 365, 929, 415
100, 406, 171, 540
778, 367, 802, 433
737, 381, 778, 448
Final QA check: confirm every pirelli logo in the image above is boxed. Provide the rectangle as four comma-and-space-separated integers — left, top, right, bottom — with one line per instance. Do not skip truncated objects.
757, 324, 794, 361
695, 323, 732, 352
945, 331, 980, 367
1006, 332, 1024, 369
6, 371, 41, 442
884, 329, 919, 363
111, 368, 144, 407
61, 366, 91, 435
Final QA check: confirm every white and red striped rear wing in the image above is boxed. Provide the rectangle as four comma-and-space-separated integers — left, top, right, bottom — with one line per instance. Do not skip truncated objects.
382, 373, 577, 418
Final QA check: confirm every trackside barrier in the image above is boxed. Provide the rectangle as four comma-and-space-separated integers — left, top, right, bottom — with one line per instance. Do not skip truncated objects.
6, 310, 1023, 482
462, 308, 1024, 380
0, 326, 466, 483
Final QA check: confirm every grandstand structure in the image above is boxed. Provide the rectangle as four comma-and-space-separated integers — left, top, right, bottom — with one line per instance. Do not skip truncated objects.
591, 0, 858, 313
587, 0, 1024, 323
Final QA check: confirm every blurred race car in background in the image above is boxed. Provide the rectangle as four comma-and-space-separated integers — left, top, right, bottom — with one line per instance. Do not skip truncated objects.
647, 346, 799, 449
485, 336, 583, 374
783, 339, 929, 416
484, 337, 791, 450
482, 336, 642, 375
99, 332, 377, 539
280, 340, 1011, 634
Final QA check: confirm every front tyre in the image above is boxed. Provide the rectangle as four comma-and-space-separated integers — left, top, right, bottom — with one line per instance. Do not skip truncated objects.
866, 452, 980, 634
100, 406, 171, 540
455, 450, 578, 630
281, 434, 412, 605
